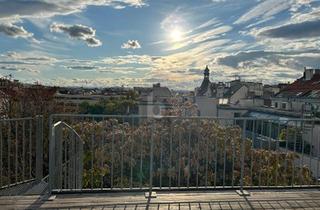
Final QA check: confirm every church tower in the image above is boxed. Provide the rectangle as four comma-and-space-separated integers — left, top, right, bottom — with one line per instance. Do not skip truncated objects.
204, 65, 210, 80
197, 66, 211, 96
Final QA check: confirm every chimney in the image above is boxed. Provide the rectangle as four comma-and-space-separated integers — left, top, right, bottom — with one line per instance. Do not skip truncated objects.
304, 67, 315, 80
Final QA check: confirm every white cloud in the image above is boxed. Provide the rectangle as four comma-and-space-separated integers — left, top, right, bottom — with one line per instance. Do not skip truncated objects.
161, 12, 188, 32
121, 40, 141, 49
0, 23, 33, 39
259, 20, 320, 39
189, 26, 232, 43
102, 55, 155, 65
192, 18, 219, 32
235, 0, 291, 24
5, 51, 57, 63
0, 0, 148, 41
50, 23, 102, 47
291, 7, 320, 23
0, 50, 58, 76
157, 11, 233, 52
0, 0, 148, 20
217, 50, 320, 74
235, 0, 316, 25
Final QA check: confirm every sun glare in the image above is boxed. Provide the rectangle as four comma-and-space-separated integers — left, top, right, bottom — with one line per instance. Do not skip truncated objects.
170, 28, 183, 42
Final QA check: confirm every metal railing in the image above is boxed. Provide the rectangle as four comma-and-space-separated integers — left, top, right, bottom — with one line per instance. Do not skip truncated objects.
48, 114, 320, 194
0, 116, 43, 191
49, 121, 83, 193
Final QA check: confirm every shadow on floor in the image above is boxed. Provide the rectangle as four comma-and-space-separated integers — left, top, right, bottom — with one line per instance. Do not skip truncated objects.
28, 198, 320, 209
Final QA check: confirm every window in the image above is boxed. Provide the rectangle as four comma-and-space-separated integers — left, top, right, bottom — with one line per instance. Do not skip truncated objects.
274, 102, 278, 108
219, 98, 228, 104
282, 103, 286, 109
234, 113, 241, 118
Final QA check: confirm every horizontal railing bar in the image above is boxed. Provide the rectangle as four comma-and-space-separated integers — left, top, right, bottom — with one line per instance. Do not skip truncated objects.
50, 114, 320, 122
51, 185, 320, 194
0, 117, 34, 122
47, 114, 320, 194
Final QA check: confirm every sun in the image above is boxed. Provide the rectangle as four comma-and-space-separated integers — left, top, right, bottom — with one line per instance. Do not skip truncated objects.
170, 28, 183, 42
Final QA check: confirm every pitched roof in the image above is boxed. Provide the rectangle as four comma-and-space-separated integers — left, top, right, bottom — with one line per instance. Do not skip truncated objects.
197, 78, 210, 96
152, 86, 172, 97
223, 84, 244, 97
276, 73, 320, 98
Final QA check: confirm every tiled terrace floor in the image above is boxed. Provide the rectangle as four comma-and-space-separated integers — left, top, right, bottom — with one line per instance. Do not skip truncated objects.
1, 189, 320, 210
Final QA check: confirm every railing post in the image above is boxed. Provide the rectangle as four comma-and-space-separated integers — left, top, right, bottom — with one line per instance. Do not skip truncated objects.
146, 119, 156, 199
237, 119, 250, 196
35, 115, 43, 182
240, 120, 246, 191
150, 120, 154, 190
56, 124, 63, 190
48, 116, 54, 195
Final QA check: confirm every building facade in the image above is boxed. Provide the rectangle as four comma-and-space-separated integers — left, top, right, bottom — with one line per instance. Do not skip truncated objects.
272, 67, 320, 117
136, 83, 172, 117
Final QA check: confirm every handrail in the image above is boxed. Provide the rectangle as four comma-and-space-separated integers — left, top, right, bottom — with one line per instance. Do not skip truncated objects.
49, 121, 83, 195
0, 117, 34, 122
50, 113, 320, 121
0, 115, 44, 195
52, 121, 81, 140
48, 115, 320, 194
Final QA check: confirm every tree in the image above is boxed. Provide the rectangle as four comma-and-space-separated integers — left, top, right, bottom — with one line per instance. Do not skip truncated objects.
67, 118, 315, 189
78, 92, 138, 115
0, 83, 59, 118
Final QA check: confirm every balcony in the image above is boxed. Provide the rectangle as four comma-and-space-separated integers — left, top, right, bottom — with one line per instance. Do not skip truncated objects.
2, 190, 320, 209
1, 114, 320, 209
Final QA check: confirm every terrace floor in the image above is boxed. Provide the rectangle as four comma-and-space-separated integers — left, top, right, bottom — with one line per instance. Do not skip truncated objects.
1, 189, 320, 210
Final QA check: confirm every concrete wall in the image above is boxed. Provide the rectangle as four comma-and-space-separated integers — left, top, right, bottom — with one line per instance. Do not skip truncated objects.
230, 86, 248, 104
247, 83, 263, 96
195, 97, 218, 117
272, 99, 291, 111
272, 98, 320, 113
217, 107, 248, 119
216, 107, 248, 126
302, 124, 320, 156
291, 101, 303, 111
239, 98, 264, 107
138, 103, 169, 117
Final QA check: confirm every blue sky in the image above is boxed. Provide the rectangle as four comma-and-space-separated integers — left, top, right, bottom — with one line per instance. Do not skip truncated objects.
0, 0, 320, 89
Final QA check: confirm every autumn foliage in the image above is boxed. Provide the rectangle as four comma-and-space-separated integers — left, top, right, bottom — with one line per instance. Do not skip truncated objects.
68, 117, 315, 189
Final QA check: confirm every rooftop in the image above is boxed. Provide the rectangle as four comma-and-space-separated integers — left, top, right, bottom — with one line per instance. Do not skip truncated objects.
276, 69, 320, 98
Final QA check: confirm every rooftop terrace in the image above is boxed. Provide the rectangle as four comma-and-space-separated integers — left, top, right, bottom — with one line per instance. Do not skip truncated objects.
2, 189, 320, 209
1, 115, 320, 209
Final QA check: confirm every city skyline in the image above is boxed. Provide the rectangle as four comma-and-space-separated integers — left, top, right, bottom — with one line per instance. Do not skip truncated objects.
0, 0, 320, 89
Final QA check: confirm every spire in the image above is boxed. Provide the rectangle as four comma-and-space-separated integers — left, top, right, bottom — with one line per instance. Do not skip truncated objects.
204, 65, 210, 79
197, 66, 211, 96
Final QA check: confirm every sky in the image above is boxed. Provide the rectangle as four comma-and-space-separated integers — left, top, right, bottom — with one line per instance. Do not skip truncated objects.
0, 0, 320, 89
